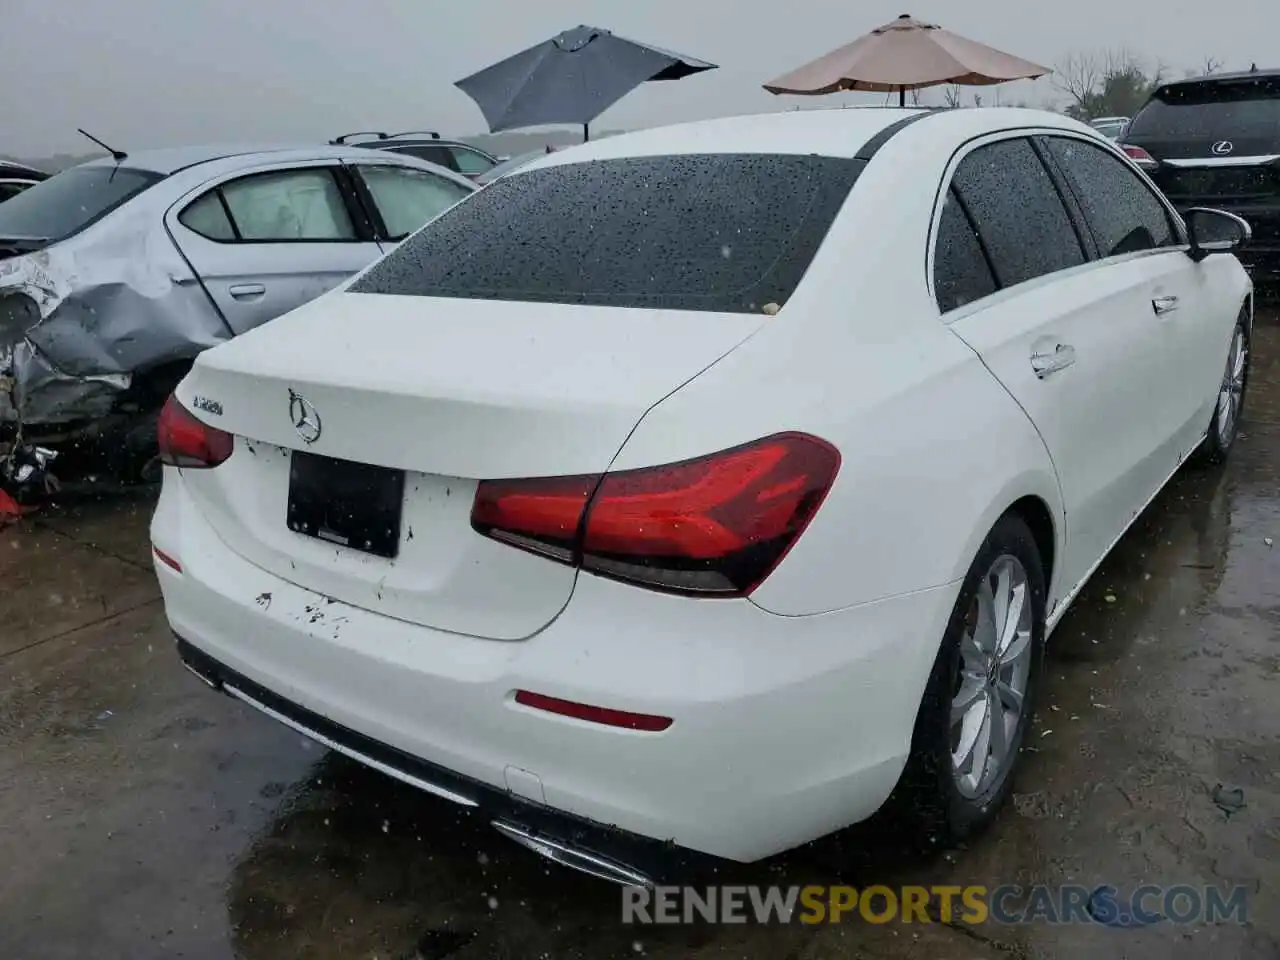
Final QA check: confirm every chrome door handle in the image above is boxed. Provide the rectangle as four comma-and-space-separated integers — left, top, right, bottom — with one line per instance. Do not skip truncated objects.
229, 283, 266, 300
1152, 295, 1179, 316
1030, 342, 1076, 379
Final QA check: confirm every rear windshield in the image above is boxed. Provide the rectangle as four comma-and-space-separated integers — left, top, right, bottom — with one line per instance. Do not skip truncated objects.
0, 166, 162, 241
1127, 76, 1280, 139
349, 153, 865, 313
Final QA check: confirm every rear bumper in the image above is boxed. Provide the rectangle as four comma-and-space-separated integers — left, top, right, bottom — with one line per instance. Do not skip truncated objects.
175, 635, 680, 885
152, 470, 958, 865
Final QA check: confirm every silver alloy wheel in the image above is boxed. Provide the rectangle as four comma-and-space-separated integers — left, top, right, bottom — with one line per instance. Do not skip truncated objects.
950, 554, 1034, 799
1217, 325, 1247, 446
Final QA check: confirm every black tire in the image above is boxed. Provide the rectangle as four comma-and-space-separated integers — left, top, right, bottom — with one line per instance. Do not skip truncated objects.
1195, 311, 1250, 467
896, 513, 1047, 845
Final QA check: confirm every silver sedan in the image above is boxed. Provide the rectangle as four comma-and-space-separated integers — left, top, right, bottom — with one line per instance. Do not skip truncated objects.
0, 144, 474, 443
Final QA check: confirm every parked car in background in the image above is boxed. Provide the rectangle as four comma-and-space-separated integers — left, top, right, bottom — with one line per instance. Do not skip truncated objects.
333, 131, 500, 181
0, 161, 48, 203
1120, 67, 1280, 278
154, 107, 1252, 885
475, 149, 553, 185
1088, 116, 1129, 140
0, 143, 474, 471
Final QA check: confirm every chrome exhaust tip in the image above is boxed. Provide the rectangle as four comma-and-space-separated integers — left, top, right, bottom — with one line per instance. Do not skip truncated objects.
492, 820, 655, 888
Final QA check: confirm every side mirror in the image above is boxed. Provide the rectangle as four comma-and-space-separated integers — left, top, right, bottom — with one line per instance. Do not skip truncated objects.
1185, 207, 1251, 263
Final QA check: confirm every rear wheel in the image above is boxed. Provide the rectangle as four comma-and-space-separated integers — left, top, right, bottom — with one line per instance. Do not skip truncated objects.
1195, 314, 1249, 466
899, 514, 1046, 844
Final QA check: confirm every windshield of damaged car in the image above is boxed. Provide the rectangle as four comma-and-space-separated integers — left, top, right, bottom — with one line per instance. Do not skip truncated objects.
349, 153, 865, 313
0, 166, 162, 241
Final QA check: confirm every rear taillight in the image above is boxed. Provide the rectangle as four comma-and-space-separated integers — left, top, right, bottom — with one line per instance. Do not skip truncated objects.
157, 394, 234, 469
1120, 144, 1158, 169
471, 432, 840, 597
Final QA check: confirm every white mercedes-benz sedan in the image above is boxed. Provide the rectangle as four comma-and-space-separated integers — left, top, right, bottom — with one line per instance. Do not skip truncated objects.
151, 107, 1253, 886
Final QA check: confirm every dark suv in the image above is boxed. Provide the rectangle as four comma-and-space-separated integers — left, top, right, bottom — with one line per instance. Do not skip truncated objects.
331, 131, 499, 181
1120, 67, 1280, 278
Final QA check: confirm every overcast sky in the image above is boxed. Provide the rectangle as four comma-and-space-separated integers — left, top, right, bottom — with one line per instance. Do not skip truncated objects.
6, 0, 1276, 153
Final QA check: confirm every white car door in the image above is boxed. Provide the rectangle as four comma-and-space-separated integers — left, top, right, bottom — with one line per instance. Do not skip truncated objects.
1037, 133, 1226, 462
935, 134, 1178, 601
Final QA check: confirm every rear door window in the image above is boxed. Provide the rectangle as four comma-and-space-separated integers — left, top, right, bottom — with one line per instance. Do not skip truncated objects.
0, 166, 161, 241
933, 188, 998, 312
1041, 136, 1180, 257
354, 165, 473, 240
950, 138, 1086, 289
350, 153, 864, 314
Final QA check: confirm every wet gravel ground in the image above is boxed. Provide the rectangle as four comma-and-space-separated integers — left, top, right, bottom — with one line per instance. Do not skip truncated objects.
3, 311, 1280, 960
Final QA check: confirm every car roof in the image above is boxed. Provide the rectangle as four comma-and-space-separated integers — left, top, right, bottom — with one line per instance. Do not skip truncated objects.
78, 142, 397, 175
517, 107, 1096, 173
1162, 66, 1280, 88
0, 160, 47, 178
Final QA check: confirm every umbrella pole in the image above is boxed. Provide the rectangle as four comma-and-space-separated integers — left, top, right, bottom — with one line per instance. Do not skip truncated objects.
583, 123, 589, 143
899, 86, 906, 107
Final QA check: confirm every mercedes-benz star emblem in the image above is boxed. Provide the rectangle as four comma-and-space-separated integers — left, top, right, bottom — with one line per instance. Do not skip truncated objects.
288, 389, 322, 444
1211, 140, 1234, 156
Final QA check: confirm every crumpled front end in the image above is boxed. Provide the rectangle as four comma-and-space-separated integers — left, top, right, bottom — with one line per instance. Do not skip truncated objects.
0, 208, 231, 435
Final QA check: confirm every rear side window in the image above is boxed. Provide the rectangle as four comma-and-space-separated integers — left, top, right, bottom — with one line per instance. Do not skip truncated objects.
1127, 76, 1280, 140
356, 165, 472, 240
0, 166, 161, 242
389, 145, 457, 170
350, 154, 865, 314
448, 146, 495, 175
951, 138, 1085, 288
933, 189, 997, 312
1041, 136, 1180, 257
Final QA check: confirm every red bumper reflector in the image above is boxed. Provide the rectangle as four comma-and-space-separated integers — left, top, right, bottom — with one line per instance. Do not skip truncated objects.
514, 690, 673, 732
153, 546, 182, 573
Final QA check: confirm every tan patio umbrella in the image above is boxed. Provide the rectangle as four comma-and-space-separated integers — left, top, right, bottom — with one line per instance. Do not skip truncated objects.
763, 14, 1050, 106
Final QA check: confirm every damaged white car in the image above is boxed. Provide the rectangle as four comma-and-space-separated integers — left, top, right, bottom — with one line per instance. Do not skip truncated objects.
0, 143, 474, 480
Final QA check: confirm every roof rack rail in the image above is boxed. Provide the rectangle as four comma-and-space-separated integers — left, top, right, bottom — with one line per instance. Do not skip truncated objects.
330, 131, 389, 144
386, 130, 441, 140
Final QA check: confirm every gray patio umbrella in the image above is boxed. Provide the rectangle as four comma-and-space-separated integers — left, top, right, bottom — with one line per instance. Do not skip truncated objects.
455, 26, 717, 141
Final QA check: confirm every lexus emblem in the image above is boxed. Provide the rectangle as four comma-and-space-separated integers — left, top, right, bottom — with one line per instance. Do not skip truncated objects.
1211, 140, 1234, 156
288, 389, 322, 444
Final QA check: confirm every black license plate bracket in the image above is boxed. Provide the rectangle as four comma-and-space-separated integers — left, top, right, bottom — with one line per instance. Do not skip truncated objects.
287, 451, 404, 559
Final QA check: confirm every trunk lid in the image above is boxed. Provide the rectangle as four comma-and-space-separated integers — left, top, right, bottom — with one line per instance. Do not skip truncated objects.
175, 291, 764, 639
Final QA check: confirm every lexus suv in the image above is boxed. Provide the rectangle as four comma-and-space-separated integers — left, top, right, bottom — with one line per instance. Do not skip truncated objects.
1120, 67, 1280, 278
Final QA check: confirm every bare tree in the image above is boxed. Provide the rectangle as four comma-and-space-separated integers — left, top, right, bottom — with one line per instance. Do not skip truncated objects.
1201, 56, 1223, 75
909, 86, 922, 107
1053, 52, 1102, 114
972, 92, 984, 108
943, 84, 963, 109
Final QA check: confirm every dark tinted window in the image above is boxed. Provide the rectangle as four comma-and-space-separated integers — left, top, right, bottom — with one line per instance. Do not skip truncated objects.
388, 145, 457, 169
0, 166, 161, 241
933, 189, 997, 312
351, 154, 864, 314
1043, 136, 1179, 257
952, 138, 1085, 288
1127, 76, 1280, 139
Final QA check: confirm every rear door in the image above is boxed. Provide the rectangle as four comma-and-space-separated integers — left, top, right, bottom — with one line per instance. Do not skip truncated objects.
938, 135, 1180, 597
165, 161, 383, 335
1037, 133, 1220, 459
